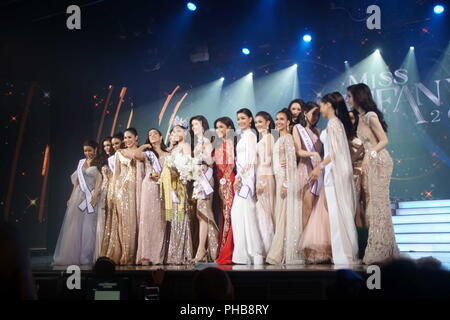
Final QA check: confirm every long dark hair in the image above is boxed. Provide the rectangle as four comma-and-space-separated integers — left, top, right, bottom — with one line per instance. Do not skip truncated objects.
349, 110, 359, 130
321, 92, 356, 140
214, 116, 237, 174
82, 139, 104, 171
288, 98, 306, 127
112, 132, 125, 149
144, 128, 168, 158
236, 108, 256, 132
189, 115, 210, 157
347, 83, 388, 132
302, 101, 320, 128
99, 136, 113, 167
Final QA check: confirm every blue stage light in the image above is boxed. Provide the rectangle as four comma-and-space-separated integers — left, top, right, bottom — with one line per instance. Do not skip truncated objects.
434, 4, 444, 14
302, 34, 312, 43
187, 2, 197, 11
410, 46, 415, 50
242, 48, 250, 55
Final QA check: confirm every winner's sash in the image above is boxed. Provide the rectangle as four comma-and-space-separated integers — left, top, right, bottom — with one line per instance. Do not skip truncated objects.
144, 151, 162, 174
200, 167, 214, 199
77, 159, 95, 214
108, 154, 116, 174
296, 124, 323, 196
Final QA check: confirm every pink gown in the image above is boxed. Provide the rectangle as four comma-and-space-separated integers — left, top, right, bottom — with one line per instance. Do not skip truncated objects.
136, 152, 168, 265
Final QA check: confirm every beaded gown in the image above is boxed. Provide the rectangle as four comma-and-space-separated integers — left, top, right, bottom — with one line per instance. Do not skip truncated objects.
215, 140, 235, 265
358, 111, 399, 264
136, 151, 168, 265
255, 134, 275, 256
266, 133, 303, 265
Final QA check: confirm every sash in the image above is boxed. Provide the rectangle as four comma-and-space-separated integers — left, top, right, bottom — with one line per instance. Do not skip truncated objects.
144, 151, 162, 174
77, 159, 95, 214
108, 154, 116, 174
236, 160, 255, 199
296, 124, 323, 196
200, 167, 214, 199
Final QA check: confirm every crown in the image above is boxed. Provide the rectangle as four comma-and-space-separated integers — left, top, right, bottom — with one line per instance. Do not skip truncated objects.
172, 116, 188, 129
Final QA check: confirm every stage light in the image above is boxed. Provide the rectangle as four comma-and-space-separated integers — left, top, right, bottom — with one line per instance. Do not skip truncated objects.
293, 63, 298, 67
302, 34, 312, 43
187, 2, 197, 11
375, 49, 380, 54
434, 4, 445, 14
242, 48, 250, 55
344, 60, 348, 64
410, 46, 415, 50
220, 77, 225, 81
248, 72, 253, 76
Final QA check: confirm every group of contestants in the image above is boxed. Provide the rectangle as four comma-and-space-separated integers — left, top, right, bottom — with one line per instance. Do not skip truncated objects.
53, 82, 399, 266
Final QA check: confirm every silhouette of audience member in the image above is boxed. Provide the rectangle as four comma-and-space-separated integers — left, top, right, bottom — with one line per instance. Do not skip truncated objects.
0, 222, 37, 299
193, 267, 234, 300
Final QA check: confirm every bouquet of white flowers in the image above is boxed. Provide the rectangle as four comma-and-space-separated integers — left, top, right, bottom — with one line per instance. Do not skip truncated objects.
165, 153, 202, 185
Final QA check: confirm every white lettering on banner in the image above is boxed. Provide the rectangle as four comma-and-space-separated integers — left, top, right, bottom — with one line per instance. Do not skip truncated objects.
66, 265, 81, 290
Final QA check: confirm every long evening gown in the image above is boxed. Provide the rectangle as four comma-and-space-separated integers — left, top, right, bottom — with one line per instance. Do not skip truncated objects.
136, 151, 168, 265
93, 165, 111, 261
293, 124, 319, 230
100, 157, 120, 263
106, 151, 139, 265
321, 117, 359, 265
166, 144, 194, 264
266, 133, 303, 265
349, 137, 366, 228
255, 134, 275, 256
299, 131, 332, 264
231, 129, 265, 265
215, 140, 235, 265
358, 111, 399, 264
53, 164, 101, 265
193, 138, 219, 261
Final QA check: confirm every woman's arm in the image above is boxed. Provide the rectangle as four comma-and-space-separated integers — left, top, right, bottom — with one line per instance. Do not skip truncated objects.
368, 113, 389, 153
133, 144, 152, 161
292, 126, 321, 161
263, 134, 273, 168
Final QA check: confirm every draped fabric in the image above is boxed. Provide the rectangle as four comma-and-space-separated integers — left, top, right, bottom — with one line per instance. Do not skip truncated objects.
322, 117, 359, 264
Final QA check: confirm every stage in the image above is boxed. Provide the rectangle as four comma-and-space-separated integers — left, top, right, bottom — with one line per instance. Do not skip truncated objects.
31, 255, 370, 300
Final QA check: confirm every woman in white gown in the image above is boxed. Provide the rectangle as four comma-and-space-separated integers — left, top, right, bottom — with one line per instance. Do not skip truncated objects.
254, 111, 275, 256
310, 92, 359, 265
53, 140, 103, 265
231, 108, 265, 265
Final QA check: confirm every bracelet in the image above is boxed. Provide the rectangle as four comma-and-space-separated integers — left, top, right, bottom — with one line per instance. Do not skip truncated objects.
370, 150, 378, 159
319, 163, 325, 170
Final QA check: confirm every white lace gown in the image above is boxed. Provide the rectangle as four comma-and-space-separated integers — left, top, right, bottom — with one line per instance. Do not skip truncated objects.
231, 129, 265, 265
53, 166, 100, 265
321, 118, 359, 265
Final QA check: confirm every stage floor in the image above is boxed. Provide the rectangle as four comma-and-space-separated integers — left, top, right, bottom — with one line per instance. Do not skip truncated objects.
31, 255, 369, 273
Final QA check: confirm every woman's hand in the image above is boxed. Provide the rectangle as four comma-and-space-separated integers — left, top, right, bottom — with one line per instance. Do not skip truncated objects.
313, 152, 321, 164
90, 193, 98, 207
233, 178, 241, 194
309, 166, 321, 182
67, 199, 71, 207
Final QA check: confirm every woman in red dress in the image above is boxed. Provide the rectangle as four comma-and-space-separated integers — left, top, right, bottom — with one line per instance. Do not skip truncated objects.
213, 117, 236, 264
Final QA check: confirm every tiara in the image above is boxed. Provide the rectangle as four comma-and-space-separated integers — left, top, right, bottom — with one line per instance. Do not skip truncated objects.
172, 116, 188, 129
